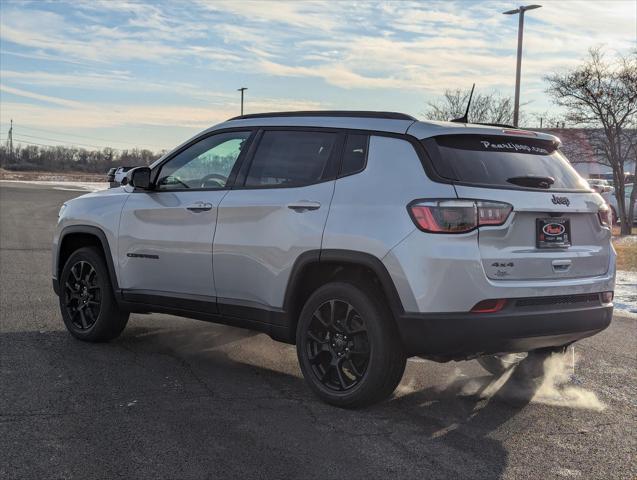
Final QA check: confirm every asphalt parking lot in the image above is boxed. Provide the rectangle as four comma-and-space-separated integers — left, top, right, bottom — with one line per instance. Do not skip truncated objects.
1, 181, 636, 480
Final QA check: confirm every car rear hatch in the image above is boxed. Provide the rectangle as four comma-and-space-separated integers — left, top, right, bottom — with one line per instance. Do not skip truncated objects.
420, 131, 612, 281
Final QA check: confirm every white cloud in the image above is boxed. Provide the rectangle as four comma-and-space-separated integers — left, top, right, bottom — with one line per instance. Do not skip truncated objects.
0, 84, 325, 148
196, 0, 341, 31
0, 0, 634, 143
0, 7, 203, 64
0, 84, 84, 108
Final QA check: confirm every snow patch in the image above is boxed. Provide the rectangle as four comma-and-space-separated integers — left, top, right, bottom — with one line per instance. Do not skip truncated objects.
1, 179, 108, 191
614, 270, 637, 315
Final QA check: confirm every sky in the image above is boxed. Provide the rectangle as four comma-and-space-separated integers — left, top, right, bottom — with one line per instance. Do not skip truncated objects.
0, 0, 635, 152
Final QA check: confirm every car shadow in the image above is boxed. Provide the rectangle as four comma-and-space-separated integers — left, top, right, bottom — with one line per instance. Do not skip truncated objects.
119, 320, 541, 479
2, 320, 542, 479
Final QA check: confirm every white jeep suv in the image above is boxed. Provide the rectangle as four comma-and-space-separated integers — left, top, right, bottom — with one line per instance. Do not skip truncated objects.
53, 111, 615, 407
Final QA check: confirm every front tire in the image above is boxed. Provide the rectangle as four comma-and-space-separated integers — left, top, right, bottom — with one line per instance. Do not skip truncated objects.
296, 282, 406, 408
59, 247, 129, 342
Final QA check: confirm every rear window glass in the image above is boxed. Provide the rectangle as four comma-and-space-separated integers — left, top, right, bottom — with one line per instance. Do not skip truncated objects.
422, 134, 589, 190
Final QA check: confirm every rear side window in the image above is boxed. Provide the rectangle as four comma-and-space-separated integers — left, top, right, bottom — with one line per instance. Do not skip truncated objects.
245, 130, 337, 187
422, 134, 589, 190
340, 134, 368, 177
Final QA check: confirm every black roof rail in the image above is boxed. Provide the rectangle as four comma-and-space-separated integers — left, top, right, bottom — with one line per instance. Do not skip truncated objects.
228, 110, 417, 121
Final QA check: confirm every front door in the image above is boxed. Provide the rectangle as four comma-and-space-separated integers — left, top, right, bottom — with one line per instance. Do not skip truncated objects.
118, 130, 254, 302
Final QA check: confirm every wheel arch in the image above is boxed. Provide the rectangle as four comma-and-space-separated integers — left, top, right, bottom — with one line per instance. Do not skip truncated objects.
283, 249, 405, 342
56, 225, 119, 294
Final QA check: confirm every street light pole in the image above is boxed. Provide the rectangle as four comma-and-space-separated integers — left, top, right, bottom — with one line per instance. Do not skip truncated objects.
237, 87, 247, 116
503, 4, 542, 127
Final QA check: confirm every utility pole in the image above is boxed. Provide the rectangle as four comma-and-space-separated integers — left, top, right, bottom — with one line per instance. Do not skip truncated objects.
6, 119, 14, 163
237, 87, 247, 116
503, 5, 542, 127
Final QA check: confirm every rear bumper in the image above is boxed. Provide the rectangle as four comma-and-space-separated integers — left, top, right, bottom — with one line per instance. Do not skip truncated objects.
397, 302, 612, 359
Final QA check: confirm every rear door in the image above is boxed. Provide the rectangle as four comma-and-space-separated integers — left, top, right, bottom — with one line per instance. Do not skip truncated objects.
212, 129, 340, 317
422, 133, 612, 280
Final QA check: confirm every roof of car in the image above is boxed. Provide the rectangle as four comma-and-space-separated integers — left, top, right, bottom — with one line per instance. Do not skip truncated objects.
150, 111, 560, 166
228, 111, 417, 121
216, 111, 559, 143
216, 111, 418, 135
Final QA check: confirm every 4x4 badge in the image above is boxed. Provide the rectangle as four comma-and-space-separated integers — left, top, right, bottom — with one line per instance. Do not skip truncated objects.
551, 194, 570, 206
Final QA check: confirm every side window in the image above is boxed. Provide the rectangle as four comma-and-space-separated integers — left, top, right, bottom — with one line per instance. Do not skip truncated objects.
156, 131, 251, 190
245, 130, 337, 187
340, 134, 368, 177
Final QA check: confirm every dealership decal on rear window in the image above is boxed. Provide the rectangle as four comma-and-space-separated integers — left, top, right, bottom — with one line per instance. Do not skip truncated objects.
479, 140, 549, 154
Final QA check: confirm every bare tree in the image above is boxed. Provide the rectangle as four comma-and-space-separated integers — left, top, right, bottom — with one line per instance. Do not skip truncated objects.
531, 111, 567, 129
0, 144, 162, 174
546, 47, 637, 234
425, 89, 522, 125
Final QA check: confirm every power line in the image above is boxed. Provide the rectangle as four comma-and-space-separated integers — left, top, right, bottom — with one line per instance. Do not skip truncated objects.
2, 121, 166, 153
1, 137, 57, 148
2, 135, 120, 151
14, 132, 115, 150
13, 135, 119, 151
16, 124, 157, 149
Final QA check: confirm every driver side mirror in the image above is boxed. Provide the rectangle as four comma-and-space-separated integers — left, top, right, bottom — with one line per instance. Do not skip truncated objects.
127, 167, 152, 190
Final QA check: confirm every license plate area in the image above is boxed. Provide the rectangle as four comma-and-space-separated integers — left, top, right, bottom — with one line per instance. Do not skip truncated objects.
536, 217, 571, 248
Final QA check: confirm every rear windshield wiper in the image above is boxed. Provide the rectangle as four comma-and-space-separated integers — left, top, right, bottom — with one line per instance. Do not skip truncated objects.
506, 175, 555, 189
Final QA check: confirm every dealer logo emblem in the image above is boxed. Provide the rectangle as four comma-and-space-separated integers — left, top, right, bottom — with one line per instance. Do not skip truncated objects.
542, 223, 566, 236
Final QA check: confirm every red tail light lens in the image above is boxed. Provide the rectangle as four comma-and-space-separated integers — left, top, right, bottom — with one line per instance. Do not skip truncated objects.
471, 299, 507, 313
409, 200, 512, 233
502, 129, 537, 137
410, 200, 476, 233
597, 205, 612, 227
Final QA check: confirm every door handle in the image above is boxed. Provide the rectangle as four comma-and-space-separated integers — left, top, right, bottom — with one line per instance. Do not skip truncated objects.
287, 201, 321, 212
186, 202, 213, 212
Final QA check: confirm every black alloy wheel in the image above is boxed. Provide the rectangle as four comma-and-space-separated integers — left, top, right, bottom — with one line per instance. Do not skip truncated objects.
305, 299, 370, 391
296, 282, 406, 408
63, 260, 102, 331
59, 246, 129, 342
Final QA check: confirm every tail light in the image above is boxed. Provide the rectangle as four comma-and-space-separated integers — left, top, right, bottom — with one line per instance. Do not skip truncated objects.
408, 200, 512, 233
597, 205, 612, 227
502, 129, 537, 137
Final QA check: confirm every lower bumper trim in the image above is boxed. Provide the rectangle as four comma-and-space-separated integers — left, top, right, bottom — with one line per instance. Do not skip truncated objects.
397, 304, 613, 360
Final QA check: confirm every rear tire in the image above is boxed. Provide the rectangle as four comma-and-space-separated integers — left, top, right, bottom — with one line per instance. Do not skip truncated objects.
59, 247, 129, 342
296, 282, 406, 408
